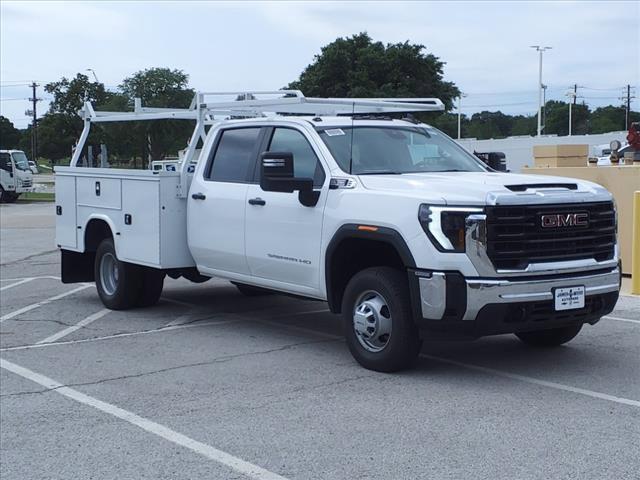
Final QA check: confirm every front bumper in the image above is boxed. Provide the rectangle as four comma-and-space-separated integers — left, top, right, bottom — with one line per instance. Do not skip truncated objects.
410, 267, 620, 338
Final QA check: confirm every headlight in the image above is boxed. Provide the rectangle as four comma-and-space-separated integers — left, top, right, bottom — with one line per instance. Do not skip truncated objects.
418, 205, 483, 252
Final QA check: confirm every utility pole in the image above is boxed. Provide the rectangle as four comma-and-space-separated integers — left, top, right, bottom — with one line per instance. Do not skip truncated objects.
573, 84, 578, 105
620, 84, 635, 130
530, 46, 552, 137
457, 93, 467, 140
542, 84, 547, 132
28, 82, 40, 161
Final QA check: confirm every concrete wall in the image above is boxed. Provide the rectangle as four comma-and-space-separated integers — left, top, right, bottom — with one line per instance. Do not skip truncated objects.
458, 131, 628, 172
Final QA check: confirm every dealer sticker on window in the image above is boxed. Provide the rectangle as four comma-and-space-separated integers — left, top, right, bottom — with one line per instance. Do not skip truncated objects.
554, 286, 585, 311
324, 128, 345, 136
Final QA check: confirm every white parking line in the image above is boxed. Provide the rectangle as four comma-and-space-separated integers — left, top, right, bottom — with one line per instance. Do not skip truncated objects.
0, 285, 92, 323
0, 358, 288, 480
0, 275, 60, 282
36, 309, 111, 344
0, 319, 240, 352
419, 354, 640, 408
0, 278, 34, 292
604, 315, 640, 325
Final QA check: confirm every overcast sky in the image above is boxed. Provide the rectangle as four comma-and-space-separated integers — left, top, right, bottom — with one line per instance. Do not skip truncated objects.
1, 0, 638, 128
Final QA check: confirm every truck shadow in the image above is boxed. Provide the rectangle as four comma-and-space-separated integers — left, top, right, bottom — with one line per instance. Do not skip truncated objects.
159, 281, 620, 381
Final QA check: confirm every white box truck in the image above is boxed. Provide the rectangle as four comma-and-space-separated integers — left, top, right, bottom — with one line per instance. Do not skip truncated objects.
0, 150, 34, 202
55, 91, 620, 371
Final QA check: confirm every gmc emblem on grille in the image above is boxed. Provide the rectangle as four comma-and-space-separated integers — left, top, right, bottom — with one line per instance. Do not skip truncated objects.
540, 212, 589, 228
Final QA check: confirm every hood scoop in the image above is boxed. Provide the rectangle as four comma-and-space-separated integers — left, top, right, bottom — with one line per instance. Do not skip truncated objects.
505, 183, 577, 192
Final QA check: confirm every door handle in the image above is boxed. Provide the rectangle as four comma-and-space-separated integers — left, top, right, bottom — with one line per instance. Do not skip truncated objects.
191, 192, 206, 200
248, 197, 266, 206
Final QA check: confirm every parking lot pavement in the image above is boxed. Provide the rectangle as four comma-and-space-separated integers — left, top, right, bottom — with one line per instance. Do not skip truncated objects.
1, 203, 639, 480
0, 202, 57, 265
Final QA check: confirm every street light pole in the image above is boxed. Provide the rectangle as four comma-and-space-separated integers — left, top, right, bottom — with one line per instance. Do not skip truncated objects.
566, 90, 577, 136
457, 93, 467, 140
530, 46, 552, 137
86, 68, 99, 83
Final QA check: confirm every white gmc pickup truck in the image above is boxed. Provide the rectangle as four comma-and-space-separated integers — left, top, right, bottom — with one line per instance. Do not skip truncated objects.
55, 92, 620, 372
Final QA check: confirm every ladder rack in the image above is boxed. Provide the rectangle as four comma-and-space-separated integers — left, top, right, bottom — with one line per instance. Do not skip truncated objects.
70, 90, 445, 196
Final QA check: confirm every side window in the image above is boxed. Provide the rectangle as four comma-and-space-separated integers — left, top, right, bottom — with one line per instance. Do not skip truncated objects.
268, 128, 325, 187
207, 128, 261, 183
0, 153, 12, 172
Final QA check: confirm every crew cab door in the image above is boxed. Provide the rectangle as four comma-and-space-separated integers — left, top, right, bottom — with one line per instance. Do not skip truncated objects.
245, 126, 328, 294
188, 127, 263, 276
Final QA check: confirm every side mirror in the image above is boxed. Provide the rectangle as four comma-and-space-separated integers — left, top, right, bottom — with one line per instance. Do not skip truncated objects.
260, 151, 320, 207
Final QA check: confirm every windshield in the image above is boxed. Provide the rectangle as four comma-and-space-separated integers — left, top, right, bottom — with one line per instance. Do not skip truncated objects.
11, 151, 30, 171
317, 125, 487, 174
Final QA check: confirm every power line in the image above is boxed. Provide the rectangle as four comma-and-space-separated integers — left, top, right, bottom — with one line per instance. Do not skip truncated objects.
465, 101, 538, 108
581, 86, 626, 91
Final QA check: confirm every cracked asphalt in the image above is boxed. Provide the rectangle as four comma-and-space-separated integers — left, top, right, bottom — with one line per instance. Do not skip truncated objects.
1, 202, 639, 480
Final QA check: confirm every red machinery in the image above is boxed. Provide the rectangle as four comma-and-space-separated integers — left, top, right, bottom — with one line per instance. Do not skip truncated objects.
627, 122, 640, 151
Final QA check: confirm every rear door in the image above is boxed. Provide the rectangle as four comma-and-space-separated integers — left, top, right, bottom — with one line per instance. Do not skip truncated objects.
245, 126, 329, 294
188, 127, 263, 276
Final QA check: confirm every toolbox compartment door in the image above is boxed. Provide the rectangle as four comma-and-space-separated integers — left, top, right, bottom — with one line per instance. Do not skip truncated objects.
55, 175, 77, 249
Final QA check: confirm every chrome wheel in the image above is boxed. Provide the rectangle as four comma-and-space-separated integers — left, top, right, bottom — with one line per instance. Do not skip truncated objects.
99, 252, 119, 296
352, 290, 392, 352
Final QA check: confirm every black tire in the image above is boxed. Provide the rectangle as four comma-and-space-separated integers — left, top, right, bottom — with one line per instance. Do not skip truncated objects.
342, 267, 422, 372
4, 193, 18, 203
0, 187, 7, 203
516, 324, 583, 347
94, 238, 141, 310
232, 282, 274, 296
136, 267, 165, 307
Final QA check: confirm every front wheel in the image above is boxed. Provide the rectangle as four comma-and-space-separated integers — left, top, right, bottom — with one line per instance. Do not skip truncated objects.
342, 267, 422, 372
515, 324, 583, 347
95, 238, 141, 310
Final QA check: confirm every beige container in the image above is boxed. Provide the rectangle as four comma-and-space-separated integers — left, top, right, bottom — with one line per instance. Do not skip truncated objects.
533, 144, 589, 158
534, 156, 587, 168
533, 144, 589, 168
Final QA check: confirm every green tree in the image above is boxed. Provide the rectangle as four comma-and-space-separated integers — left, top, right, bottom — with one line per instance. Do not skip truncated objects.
543, 100, 590, 136
466, 111, 513, 139
120, 68, 195, 160
0, 116, 21, 149
510, 115, 536, 136
589, 106, 626, 133
431, 112, 467, 138
287, 32, 459, 110
40, 73, 113, 161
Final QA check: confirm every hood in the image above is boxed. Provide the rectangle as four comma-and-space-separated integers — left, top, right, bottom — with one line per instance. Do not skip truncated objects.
357, 172, 612, 205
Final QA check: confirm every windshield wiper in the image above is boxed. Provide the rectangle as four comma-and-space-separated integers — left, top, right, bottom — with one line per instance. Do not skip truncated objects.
434, 169, 467, 172
357, 170, 403, 175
